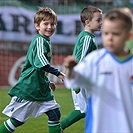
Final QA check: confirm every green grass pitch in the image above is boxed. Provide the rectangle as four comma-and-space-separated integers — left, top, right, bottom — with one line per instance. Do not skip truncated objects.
0, 88, 84, 133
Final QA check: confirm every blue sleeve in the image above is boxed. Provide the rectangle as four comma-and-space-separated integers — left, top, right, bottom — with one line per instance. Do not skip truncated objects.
41, 64, 60, 76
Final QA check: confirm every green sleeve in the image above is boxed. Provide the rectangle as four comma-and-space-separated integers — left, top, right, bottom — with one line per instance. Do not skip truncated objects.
29, 38, 50, 69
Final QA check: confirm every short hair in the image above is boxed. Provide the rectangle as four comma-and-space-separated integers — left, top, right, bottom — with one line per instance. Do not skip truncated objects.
34, 7, 57, 26
104, 9, 133, 32
80, 5, 102, 26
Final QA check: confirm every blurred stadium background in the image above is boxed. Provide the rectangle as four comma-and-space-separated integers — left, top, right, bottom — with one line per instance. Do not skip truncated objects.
0, 0, 133, 88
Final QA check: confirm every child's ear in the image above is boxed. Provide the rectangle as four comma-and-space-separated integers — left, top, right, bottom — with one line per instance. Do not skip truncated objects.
85, 20, 89, 25
35, 23, 40, 31
128, 32, 133, 40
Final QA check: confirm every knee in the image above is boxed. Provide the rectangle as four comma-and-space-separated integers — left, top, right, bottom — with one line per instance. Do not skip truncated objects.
45, 108, 61, 121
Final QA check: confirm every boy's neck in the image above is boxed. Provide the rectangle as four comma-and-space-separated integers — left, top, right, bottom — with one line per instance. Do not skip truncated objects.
84, 27, 94, 34
115, 49, 132, 59
84, 29, 94, 34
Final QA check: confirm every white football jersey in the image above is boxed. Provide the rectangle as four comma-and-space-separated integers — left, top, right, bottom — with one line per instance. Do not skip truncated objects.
65, 48, 133, 133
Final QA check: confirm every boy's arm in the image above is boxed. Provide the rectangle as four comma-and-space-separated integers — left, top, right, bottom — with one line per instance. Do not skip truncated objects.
41, 65, 66, 81
41, 64, 60, 76
75, 36, 93, 62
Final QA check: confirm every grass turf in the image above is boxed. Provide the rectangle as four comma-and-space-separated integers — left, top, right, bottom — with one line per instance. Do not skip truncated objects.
0, 88, 84, 133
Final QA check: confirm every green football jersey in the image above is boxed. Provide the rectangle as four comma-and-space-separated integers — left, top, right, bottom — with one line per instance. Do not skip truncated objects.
72, 30, 98, 92
73, 30, 98, 61
8, 34, 54, 101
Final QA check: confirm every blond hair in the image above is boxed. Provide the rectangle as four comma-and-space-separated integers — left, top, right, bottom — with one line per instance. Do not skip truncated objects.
104, 9, 132, 32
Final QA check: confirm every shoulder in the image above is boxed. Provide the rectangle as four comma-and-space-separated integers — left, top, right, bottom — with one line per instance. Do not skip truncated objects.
77, 30, 92, 39
87, 48, 106, 57
33, 34, 50, 42
32, 35, 50, 47
84, 48, 107, 63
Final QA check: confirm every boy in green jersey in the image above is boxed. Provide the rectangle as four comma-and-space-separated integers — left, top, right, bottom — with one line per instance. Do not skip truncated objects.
0, 7, 65, 133
60, 5, 103, 131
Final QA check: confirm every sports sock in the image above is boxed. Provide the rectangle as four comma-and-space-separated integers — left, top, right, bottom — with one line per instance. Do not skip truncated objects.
60, 110, 85, 130
0, 118, 23, 133
48, 121, 61, 133
0, 119, 16, 133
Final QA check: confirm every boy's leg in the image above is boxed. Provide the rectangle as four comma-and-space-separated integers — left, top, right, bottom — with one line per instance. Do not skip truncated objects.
45, 108, 62, 133
0, 118, 24, 133
60, 88, 86, 130
60, 110, 85, 130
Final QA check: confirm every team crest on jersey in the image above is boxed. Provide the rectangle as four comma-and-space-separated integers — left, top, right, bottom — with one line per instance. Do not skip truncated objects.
47, 52, 51, 57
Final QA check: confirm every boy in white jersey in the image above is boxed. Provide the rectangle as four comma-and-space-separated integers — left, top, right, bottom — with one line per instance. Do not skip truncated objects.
63, 8, 133, 133
0, 7, 65, 133
60, 5, 103, 131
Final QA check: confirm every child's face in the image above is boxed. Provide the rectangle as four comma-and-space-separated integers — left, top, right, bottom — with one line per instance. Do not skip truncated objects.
36, 18, 57, 38
102, 19, 130, 55
86, 12, 103, 33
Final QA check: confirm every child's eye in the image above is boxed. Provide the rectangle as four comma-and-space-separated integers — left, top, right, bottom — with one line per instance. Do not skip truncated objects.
43, 22, 56, 27
113, 32, 120, 36
97, 19, 102, 23
44, 22, 49, 26
103, 32, 108, 35
51, 23, 55, 26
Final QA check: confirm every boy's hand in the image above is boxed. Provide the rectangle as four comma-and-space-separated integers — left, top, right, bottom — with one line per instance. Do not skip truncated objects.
50, 81, 56, 91
58, 72, 66, 82
63, 56, 77, 79
63, 56, 77, 69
